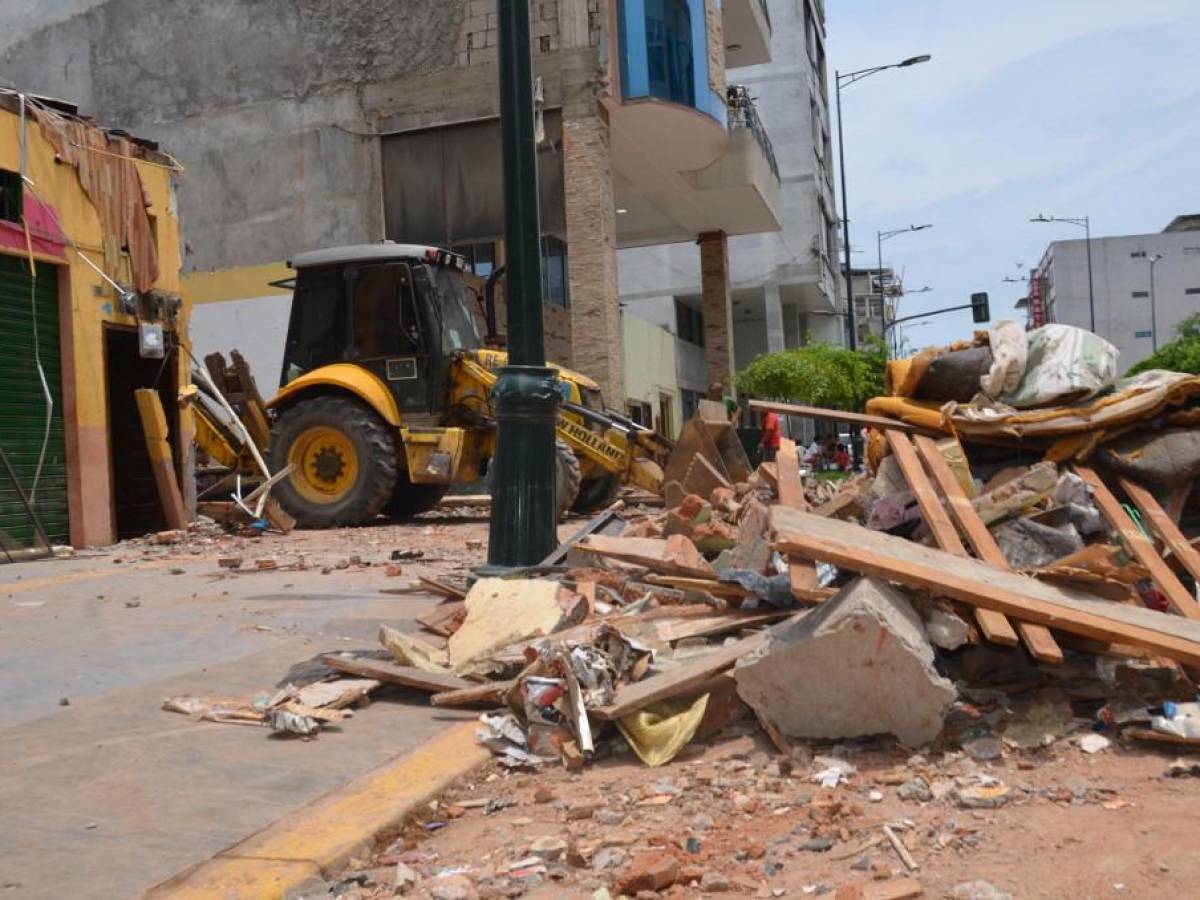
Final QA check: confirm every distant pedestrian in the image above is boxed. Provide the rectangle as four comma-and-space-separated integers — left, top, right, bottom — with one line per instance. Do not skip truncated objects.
759, 410, 781, 462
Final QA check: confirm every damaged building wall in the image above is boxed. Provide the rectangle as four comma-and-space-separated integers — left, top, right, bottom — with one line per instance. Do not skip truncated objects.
0, 96, 190, 547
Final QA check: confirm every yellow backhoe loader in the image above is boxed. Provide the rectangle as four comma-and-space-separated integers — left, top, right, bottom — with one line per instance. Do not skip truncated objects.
215, 243, 675, 528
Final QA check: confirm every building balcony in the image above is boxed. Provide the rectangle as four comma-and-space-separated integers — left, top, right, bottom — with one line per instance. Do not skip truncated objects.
723, 0, 773, 69
609, 86, 782, 248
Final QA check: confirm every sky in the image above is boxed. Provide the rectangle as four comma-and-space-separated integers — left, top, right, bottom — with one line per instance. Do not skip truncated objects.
824, 0, 1200, 351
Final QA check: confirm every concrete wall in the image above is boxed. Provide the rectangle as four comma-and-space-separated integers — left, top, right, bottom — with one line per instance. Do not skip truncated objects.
621, 311, 682, 436
1040, 231, 1200, 370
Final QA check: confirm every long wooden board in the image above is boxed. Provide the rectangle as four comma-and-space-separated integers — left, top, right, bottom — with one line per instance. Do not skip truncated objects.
321, 654, 473, 694
775, 437, 825, 603
748, 399, 941, 436
770, 506, 1200, 667
911, 434, 1063, 663
886, 431, 1022, 651
590, 632, 769, 721
576, 534, 715, 579
1119, 476, 1200, 586
1073, 466, 1200, 620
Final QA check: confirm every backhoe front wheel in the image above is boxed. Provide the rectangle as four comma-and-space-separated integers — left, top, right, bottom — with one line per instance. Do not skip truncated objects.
268, 395, 398, 528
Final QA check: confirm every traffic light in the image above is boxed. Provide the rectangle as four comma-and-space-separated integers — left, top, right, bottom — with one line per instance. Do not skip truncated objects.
971, 292, 990, 323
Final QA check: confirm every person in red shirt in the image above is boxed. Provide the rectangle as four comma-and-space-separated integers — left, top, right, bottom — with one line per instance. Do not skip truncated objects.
759, 410, 781, 462
834, 443, 851, 470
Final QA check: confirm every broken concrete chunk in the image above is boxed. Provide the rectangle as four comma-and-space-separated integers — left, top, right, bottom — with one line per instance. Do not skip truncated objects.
447, 578, 587, 668
993, 517, 1083, 569
924, 608, 970, 650
734, 577, 957, 747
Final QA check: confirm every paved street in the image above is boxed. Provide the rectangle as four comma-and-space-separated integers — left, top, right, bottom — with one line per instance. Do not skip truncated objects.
0, 516, 498, 899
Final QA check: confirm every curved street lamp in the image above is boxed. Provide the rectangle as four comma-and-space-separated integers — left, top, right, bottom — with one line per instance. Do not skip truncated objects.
1031, 214, 1095, 332
835, 55, 932, 354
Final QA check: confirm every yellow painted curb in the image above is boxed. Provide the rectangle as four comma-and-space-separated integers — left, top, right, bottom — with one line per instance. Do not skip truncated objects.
146, 721, 490, 899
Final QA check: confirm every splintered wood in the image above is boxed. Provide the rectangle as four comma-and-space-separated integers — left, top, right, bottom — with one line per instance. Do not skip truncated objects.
1074, 465, 1200, 620
771, 506, 1200, 667
907, 433, 1063, 663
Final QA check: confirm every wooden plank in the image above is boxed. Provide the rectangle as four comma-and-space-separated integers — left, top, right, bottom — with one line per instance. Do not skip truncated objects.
1074, 466, 1200, 620
774, 437, 823, 604
539, 506, 626, 567
418, 575, 467, 601
888, 431, 1021, 650
775, 438, 807, 510
1119, 476, 1200, 586
321, 653, 473, 694
134, 388, 190, 530
590, 632, 769, 721
642, 574, 748, 600
430, 679, 515, 708
654, 609, 793, 642
912, 434, 1062, 663
576, 534, 716, 579
748, 399, 940, 436
415, 600, 467, 638
771, 506, 1200, 667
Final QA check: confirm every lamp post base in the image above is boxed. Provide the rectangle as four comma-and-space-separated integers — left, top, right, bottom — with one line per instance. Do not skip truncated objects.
487, 365, 562, 567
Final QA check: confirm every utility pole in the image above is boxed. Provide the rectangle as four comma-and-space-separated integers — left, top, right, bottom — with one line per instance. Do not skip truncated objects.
487, 0, 561, 566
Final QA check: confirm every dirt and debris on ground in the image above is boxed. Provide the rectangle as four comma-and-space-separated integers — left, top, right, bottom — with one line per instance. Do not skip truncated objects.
160, 324, 1200, 897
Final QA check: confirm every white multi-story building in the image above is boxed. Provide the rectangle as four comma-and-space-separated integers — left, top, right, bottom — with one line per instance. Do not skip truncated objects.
616, 0, 840, 421
1026, 215, 1200, 370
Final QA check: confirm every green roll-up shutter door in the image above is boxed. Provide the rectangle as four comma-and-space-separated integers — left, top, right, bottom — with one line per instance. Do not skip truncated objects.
0, 253, 69, 546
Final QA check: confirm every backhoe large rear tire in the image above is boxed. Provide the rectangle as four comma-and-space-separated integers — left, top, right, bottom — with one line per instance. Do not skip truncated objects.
486, 439, 580, 520
268, 395, 398, 528
571, 474, 620, 514
385, 481, 450, 519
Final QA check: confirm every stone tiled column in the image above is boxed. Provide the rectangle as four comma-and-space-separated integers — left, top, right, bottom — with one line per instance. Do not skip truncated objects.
563, 114, 624, 406
699, 230, 735, 395
764, 282, 786, 353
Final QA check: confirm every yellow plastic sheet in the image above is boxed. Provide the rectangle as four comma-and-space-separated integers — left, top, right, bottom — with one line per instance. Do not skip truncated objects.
616, 693, 710, 767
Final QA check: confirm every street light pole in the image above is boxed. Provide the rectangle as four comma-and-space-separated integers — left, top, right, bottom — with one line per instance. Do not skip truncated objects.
834, 54, 931, 355
1148, 253, 1163, 352
487, 0, 561, 567
877, 224, 932, 356
1030, 214, 1095, 332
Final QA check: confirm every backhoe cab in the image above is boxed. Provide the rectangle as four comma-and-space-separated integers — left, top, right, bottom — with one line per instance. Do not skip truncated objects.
264, 243, 669, 528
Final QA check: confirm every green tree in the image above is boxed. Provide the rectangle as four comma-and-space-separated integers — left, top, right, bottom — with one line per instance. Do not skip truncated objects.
735, 338, 887, 410
1126, 313, 1200, 377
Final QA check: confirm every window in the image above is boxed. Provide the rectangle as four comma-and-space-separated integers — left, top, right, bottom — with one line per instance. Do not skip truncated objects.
681, 388, 701, 422
627, 399, 653, 426
282, 266, 346, 383
675, 298, 705, 346
542, 236, 569, 308
1186, 288, 1200, 296
1132, 291, 1149, 298
644, 0, 695, 107
351, 264, 421, 359
0, 169, 21, 223
1130, 250, 1147, 258
457, 242, 496, 278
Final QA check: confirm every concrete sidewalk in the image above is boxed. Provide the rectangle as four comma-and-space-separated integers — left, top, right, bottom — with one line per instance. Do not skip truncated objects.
0, 527, 485, 899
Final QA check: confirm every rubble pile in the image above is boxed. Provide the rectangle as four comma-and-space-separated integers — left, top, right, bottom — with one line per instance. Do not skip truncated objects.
159, 323, 1200, 893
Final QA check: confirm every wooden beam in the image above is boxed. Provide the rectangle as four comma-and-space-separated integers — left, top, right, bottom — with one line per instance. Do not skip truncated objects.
321, 654, 473, 694
1119, 476, 1200, 587
912, 434, 1063, 663
430, 679, 515, 708
134, 388, 189, 530
748, 399, 941, 436
590, 632, 768, 721
1074, 466, 1200, 620
775, 437, 824, 603
771, 506, 1200, 667
886, 431, 1020, 649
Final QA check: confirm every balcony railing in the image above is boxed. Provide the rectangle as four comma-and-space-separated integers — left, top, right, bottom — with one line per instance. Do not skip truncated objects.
727, 86, 779, 181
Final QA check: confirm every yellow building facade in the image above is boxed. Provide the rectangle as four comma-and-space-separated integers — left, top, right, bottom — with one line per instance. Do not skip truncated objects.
0, 93, 190, 549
